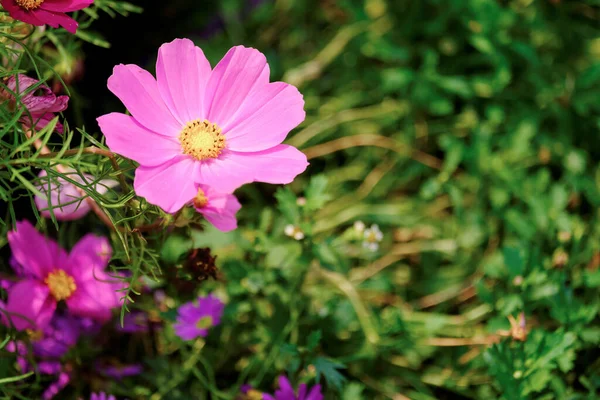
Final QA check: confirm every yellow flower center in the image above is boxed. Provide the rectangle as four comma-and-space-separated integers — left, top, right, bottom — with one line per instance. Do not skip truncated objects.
246, 390, 264, 400
15, 0, 44, 10
196, 316, 213, 329
44, 269, 77, 301
193, 188, 208, 209
179, 119, 226, 161
26, 329, 43, 341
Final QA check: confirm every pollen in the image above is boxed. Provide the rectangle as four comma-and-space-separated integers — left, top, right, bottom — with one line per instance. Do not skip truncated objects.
179, 119, 226, 161
15, 0, 44, 10
26, 329, 43, 341
193, 188, 208, 209
44, 269, 77, 301
196, 316, 213, 329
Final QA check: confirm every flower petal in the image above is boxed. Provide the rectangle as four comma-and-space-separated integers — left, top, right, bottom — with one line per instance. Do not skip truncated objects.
8, 220, 68, 279
306, 384, 324, 400
97, 113, 182, 166
195, 186, 241, 232
274, 376, 296, 398
41, 371, 70, 400
204, 46, 270, 127
69, 233, 112, 268
134, 157, 198, 213
33, 9, 79, 33
4, 280, 56, 331
226, 145, 308, 186
66, 268, 120, 322
35, 170, 90, 220
193, 155, 253, 193
156, 38, 212, 123
40, 0, 94, 12
2, 1, 47, 26
224, 82, 305, 152
107, 64, 181, 136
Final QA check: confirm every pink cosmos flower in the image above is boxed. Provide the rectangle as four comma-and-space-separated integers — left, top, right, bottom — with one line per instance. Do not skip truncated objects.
97, 38, 308, 214
3, 74, 69, 132
173, 294, 224, 340
1, 0, 94, 34
35, 169, 118, 220
192, 184, 241, 232
2, 220, 121, 330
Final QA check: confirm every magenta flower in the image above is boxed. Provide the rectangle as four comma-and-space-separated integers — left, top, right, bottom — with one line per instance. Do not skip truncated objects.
35, 169, 118, 221
96, 362, 143, 379
90, 393, 116, 400
32, 313, 81, 358
3, 74, 68, 132
1, 0, 94, 33
263, 376, 323, 400
97, 38, 308, 214
192, 184, 241, 232
42, 370, 71, 400
2, 220, 121, 330
173, 294, 224, 340
5, 314, 78, 400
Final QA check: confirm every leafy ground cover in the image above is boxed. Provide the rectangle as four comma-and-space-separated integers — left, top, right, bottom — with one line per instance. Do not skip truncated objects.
1, 0, 600, 399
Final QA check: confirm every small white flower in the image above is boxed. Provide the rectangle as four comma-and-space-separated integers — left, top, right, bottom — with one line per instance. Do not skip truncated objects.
285, 224, 305, 241
354, 220, 366, 233
296, 197, 307, 206
363, 224, 383, 251
293, 231, 305, 241
363, 241, 379, 252
284, 224, 296, 237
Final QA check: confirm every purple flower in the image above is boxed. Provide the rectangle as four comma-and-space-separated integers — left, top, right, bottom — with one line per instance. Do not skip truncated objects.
6, 313, 80, 367
263, 376, 323, 400
32, 314, 81, 358
5, 315, 77, 400
3, 74, 69, 133
96, 362, 143, 379
42, 370, 71, 400
239, 384, 265, 399
90, 393, 116, 400
173, 294, 224, 340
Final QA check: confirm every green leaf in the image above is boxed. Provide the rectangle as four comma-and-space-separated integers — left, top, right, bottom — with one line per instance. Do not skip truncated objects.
314, 357, 347, 391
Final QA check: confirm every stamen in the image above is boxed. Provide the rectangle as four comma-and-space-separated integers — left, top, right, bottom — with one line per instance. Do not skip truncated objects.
26, 329, 43, 341
196, 316, 213, 329
193, 188, 208, 209
179, 119, 226, 161
15, 0, 44, 10
44, 269, 77, 301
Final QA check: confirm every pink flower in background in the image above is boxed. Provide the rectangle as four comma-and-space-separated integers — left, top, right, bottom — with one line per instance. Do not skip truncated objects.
263, 376, 323, 400
98, 38, 308, 214
192, 185, 241, 232
3, 74, 68, 132
173, 294, 224, 340
96, 362, 143, 380
1, 0, 94, 33
35, 169, 118, 221
42, 370, 71, 400
2, 220, 121, 330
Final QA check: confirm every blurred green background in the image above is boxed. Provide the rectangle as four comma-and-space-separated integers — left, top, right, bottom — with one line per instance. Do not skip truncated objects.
5, 0, 600, 398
